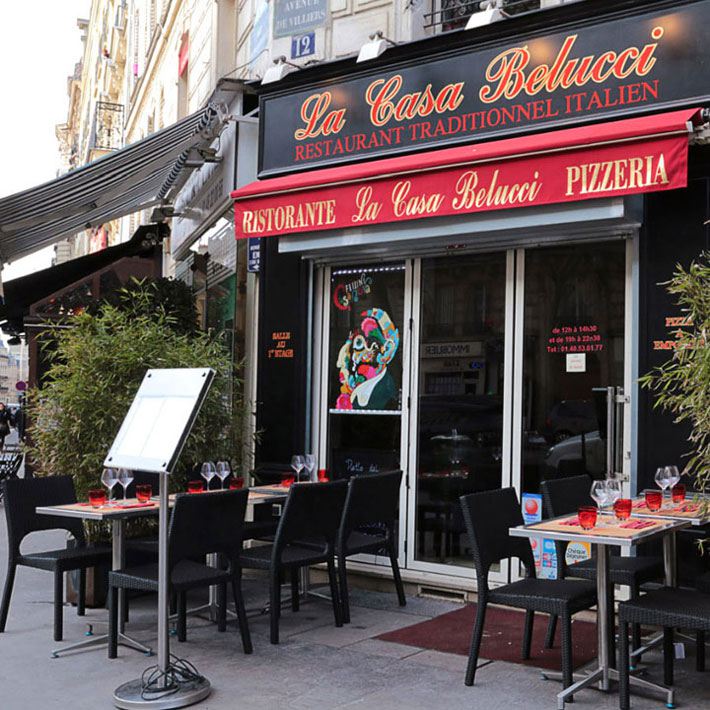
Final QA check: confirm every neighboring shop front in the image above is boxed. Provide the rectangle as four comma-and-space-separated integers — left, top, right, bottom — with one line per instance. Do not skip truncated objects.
233, 0, 710, 592
171, 82, 260, 460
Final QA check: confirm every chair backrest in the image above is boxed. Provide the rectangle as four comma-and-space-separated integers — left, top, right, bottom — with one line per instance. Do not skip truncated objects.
274, 481, 347, 551
339, 470, 402, 541
2, 476, 85, 560
540, 475, 593, 518
168, 489, 249, 569
459, 487, 534, 591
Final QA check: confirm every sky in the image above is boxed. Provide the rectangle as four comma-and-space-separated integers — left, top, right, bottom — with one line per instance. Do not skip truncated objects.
0, 0, 92, 282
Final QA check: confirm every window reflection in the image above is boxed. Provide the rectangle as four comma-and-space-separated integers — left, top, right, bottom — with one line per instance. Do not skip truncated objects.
415, 253, 506, 567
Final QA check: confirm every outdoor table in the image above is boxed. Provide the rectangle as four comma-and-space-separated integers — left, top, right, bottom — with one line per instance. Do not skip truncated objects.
625, 495, 710, 662
36, 486, 288, 658
510, 512, 688, 710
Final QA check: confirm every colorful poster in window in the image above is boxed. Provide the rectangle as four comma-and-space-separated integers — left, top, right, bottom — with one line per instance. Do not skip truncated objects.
329, 266, 404, 413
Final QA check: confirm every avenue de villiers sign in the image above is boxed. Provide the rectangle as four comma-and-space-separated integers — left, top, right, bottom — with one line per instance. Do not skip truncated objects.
258, 0, 710, 177
273, 0, 327, 39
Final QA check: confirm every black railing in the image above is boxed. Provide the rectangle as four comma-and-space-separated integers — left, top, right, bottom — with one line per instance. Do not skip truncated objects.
424, 0, 548, 32
92, 101, 124, 151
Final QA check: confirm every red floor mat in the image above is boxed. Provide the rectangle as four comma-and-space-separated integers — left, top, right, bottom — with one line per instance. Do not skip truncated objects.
376, 604, 598, 672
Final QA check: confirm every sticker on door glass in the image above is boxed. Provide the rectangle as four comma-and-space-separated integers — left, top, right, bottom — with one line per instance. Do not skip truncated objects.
335, 307, 400, 411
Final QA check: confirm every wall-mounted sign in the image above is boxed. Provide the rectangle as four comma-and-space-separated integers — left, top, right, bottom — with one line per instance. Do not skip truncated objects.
247, 237, 261, 272
274, 0, 326, 39
291, 32, 315, 60
258, 0, 710, 176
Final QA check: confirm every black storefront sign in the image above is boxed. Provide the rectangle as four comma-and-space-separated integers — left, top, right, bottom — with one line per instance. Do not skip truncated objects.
259, 0, 710, 177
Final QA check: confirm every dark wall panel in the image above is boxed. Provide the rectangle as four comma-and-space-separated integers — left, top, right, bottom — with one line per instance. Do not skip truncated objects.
255, 237, 308, 465
638, 164, 710, 492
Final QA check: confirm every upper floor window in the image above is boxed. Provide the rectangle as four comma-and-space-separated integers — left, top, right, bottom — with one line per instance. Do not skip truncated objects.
425, 0, 548, 34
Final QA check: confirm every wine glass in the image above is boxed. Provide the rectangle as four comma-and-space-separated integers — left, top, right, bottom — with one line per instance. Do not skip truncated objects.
201, 462, 217, 491
215, 461, 231, 490
655, 467, 671, 508
291, 455, 305, 484
101, 468, 118, 506
590, 480, 609, 526
665, 465, 681, 491
606, 479, 622, 517
304, 454, 317, 482
116, 468, 134, 504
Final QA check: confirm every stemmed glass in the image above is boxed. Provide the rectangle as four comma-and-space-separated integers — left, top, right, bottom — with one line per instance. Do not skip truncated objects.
590, 480, 610, 526
101, 468, 118, 506
606, 479, 622, 519
291, 455, 305, 484
201, 462, 217, 491
304, 454, 317, 483
216, 461, 231, 490
655, 467, 671, 508
116, 468, 134, 504
665, 465, 681, 494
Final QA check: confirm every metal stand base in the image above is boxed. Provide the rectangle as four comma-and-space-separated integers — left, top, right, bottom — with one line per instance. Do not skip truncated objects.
51, 631, 153, 658
113, 677, 210, 710
543, 665, 674, 709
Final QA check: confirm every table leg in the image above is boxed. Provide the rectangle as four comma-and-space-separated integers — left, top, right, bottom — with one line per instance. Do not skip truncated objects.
597, 544, 611, 691
663, 531, 677, 587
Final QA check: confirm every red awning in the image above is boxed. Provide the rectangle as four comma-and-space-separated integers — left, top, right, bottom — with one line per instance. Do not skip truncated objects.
232, 108, 700, 239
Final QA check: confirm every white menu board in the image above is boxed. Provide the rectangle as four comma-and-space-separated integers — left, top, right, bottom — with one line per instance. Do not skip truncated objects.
104, 368, 214, 473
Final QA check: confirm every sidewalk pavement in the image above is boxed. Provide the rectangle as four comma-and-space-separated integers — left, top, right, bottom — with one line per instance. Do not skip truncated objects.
1, 519, 708, 709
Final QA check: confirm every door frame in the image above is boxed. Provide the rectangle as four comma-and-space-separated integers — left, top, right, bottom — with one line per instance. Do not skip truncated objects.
403, 251, 516, 584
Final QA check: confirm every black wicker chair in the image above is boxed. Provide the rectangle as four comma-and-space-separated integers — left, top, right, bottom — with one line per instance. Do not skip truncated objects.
239, 480, 347, 644
0, 476, 111, 641
337, 470, 406, 624
460, 488, 597, 693
618, 587, 710, 709
107, 489, 253, 658
0, 452, 23, 502
541, 475, 663, 654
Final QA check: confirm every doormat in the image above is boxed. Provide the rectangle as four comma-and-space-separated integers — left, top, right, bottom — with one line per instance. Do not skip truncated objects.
376, 604, 597, 672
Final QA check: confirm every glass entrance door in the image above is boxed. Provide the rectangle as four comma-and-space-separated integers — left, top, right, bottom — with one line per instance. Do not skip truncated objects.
516, 241, 627, 497
407, 252, 513, 579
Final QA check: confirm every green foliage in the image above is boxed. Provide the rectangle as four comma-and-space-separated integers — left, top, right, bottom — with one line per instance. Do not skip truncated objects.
639, 253, 710, 500
27, 284, 248, 510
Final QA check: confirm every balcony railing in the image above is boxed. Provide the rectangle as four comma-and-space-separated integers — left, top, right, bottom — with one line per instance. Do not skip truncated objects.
92, 101, 124, 152
425, 0, 550, 33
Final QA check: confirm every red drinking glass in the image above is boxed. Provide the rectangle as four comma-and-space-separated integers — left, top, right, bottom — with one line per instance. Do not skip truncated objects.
229, 477, 244, 490
88, 489, 107, 508
317, 469, 329, 482
281, 475, 295, 488
671, 484, 686, 504
644, 489, 663, 511
136, 484, 152, 503
613, 498, 632, 521
187, 480, 204, 494
578, 506, 597, 530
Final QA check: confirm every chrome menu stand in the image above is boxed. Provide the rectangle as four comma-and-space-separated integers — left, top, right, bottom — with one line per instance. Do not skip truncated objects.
106, 367, 215, 710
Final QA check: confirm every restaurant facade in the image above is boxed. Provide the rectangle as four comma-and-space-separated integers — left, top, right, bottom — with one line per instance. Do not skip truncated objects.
232, 0, 710, 593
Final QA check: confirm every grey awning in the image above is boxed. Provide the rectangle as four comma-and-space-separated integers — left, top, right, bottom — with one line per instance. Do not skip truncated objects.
0, 104, 226, 262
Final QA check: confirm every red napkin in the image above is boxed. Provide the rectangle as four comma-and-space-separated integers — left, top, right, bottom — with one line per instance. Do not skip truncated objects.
620, 520, 655, 530
119, 502, 156, 509
560, 517, 581, 526
632, 500, 647, 509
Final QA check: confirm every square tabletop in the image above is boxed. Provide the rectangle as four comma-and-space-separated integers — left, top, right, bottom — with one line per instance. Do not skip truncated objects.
36, 486, 288, 521
510, 512, 688, 547
629, 496, 710, 526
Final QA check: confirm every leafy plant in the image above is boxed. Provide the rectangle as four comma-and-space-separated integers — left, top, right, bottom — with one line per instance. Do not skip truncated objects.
26, 283, 250, 536
639, 252, 710, 500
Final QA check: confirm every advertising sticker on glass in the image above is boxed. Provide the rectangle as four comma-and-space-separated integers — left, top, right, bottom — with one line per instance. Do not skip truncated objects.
329, 266, 404, 413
